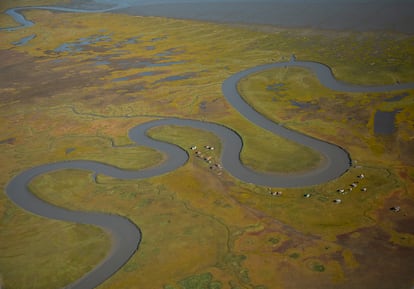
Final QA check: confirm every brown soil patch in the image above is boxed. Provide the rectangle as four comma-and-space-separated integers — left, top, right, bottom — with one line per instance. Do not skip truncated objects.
336, 226, 414, 289
0, 50, 106, 104
0, 137, 16, 145
377, 189, 414, 235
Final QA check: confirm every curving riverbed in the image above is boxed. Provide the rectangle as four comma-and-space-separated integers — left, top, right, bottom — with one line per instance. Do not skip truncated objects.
6, 60, 414, 288
3, 4, 414, 289
1, 5, 125, 31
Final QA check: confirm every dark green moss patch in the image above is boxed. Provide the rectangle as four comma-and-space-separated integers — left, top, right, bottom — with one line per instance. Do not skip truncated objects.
268, 237, 279, 244
289, 252, 300, 259
177, 272, 222, 289
311, 263, 325, 272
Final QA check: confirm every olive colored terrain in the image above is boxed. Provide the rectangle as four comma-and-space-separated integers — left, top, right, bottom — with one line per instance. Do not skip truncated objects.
0, 2, 413, 289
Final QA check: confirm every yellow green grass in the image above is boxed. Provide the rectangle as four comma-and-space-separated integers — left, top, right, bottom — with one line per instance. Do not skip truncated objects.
238, 66, 414, 164
1, 207, 110, 289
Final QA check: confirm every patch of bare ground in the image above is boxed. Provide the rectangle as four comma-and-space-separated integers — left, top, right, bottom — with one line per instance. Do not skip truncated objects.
336, 225, 414, 289
398, 139, 414, 167
377, 188, 414, 235
0, 50, 106, 103
0, 137, 16, 145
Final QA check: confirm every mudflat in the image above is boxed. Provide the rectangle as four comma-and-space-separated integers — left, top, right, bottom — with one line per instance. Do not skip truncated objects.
113, 0, 414, 34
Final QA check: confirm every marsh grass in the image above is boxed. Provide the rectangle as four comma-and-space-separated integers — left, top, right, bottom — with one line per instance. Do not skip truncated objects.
230, 164, 401, 240
148, 121, 322, 174
0, 207, 110, 289
50, 135, 164, 170
27, 168, 230, 289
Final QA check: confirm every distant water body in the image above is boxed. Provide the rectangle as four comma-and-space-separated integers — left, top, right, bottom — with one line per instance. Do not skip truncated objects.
96, 0, 414, 34
4, 0, 413, 33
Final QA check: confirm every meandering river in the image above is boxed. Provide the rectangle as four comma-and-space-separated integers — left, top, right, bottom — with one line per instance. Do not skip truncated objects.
3, 4, 414, 289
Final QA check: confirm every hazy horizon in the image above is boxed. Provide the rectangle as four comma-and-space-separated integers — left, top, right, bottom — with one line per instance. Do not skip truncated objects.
100, 0, 414, 33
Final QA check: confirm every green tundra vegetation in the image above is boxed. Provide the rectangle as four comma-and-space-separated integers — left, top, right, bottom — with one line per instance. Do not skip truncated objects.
0, 2, 413, 289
